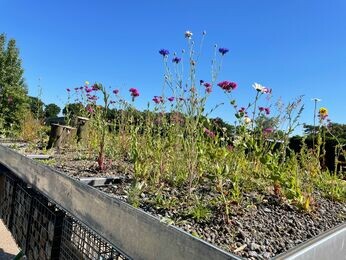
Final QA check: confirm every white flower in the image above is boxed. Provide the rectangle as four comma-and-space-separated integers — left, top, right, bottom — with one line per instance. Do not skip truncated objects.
244, 117, 252, 124
185, 31, 193, 39
311, 98, 322, 102
252, 82, 271, 94
85, 81, 90, 85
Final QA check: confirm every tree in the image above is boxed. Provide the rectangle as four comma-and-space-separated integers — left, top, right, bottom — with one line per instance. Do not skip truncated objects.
0, 33, 29, 133
28, 96, 45, 119
45, 103, 61, 118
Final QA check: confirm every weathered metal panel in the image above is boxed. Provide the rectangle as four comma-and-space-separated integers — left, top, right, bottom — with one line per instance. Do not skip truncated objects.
0, 145, 238, 260
274, 223, 346, 260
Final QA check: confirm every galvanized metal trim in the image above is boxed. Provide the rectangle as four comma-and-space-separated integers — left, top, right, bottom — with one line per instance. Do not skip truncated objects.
274, 222, 346, 260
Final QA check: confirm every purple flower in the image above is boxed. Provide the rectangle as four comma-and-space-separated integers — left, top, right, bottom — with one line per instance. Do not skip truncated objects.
66, 88, 70, 92
168, 96, 175, 102
264, 107, 270, 115
92, 84, 100, 91
172, 57, 181, 64
159, 49, 169, 57
217, 81, 237, 92
74, 87, 79, 91
200, 80, 204, 85
259, 107, 265, 112
219, 48, 229, 55
113, 89, 119, 95
129, 88, 140, 98
152, 96, 164, 104
86, 105, 94, 114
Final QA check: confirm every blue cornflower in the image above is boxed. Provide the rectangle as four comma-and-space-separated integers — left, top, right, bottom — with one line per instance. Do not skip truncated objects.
159, 49, 170, 57
172, 57, 181, 64
218, 48, 229, 55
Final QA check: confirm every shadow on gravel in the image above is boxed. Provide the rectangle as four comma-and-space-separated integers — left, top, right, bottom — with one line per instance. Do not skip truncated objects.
0, 249, 16, 260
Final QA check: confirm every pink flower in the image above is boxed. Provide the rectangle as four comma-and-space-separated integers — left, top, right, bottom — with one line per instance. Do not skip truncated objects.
86, 105, 94, 114
263, 128, 273, 134
204, 128, 215, 138
217, 81, 237, 92
203, 82, 212, 93
168, 97, 175, 102
113, 89, 119, 95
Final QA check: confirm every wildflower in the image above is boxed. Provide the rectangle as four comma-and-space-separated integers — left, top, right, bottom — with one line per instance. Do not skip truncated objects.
217, 81, 237, 92
129, 88, 140, 98
113, 89, 119, 95
312, 98, 322, 102
204, 128, 215, 138
239, 107, 246, 112
252, 82, 271, 94
159, 49, 169, 57
168, 97, 175, 102
319, 107, 328, 120
80, 86, 83, 90
264, 107, 270, 115
263, 128, 274, 134
92, 84, 100, 91
244, 117, 251, 124
218, 48, 229, 55
85, 87, 93, 93
85, 81, 90, 85
86, 105, 94, 114
66, 88, 70, 92
152, 96, 164, 104
172, 57, 181, 64
204, 82, 212, 93
185, 31, 193, 39
200, 80, 204, 85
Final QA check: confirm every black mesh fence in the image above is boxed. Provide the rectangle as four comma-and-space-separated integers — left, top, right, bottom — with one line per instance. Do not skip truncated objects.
59, 214, 130, 260
0, 170, 132, 260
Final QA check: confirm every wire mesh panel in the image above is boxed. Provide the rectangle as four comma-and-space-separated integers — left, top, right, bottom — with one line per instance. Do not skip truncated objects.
60, 215, 131, 260
0, 173, 16, 227
25, 195, 65, 260
11, 183, 33, 252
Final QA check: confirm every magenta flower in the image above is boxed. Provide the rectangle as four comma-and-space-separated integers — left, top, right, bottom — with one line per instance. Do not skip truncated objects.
159, 49, 169, 57
172, 57, 181, 64
152, 96, 164, 104
113, 89, 119, 95
203, 83, 212, 93
91, 84, 100, 91
168, 96, 175, 102
239, 107, 246, 113
218, 48, 229, 55
259, 107, 265, 112
129, 88, 140, 98
217, 81, 237, 92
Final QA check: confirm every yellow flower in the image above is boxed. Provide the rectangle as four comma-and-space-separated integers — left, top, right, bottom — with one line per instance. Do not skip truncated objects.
85, 81, 90, 85
319, 107, 328, 116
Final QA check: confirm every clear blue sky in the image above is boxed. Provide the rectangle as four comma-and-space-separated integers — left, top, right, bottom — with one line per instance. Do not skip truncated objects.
0, 0, 345, 133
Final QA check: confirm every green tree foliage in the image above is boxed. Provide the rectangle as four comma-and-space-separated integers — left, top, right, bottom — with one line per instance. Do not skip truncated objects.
44, 103, 61, 118
29, 96, 45, 119
0, 33, 29, 133
62, 103, 85, 117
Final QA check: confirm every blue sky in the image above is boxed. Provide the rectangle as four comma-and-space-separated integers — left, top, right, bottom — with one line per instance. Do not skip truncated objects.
0, 0, 345, 133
